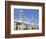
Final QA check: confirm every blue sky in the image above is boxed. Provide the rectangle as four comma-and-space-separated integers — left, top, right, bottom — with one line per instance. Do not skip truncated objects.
14, 8, 39, 25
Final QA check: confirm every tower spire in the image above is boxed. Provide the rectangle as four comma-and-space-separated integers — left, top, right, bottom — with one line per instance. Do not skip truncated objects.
30, 16, 34, 25
19, 10, 24, 22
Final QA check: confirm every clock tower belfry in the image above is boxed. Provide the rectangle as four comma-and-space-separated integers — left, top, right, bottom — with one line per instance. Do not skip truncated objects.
19, 10, 24, 22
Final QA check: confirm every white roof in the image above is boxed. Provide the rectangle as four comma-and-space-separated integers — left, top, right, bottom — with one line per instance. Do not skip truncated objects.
14, 20, 38, 26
